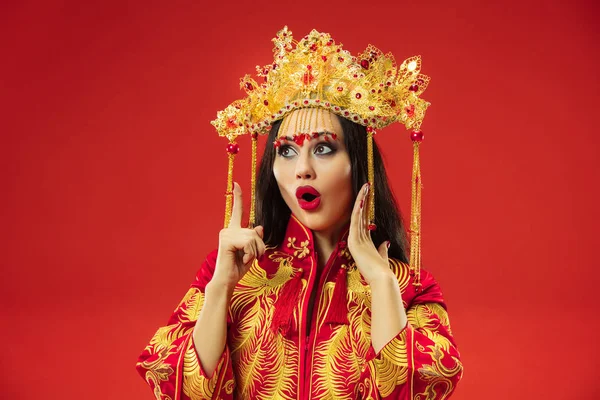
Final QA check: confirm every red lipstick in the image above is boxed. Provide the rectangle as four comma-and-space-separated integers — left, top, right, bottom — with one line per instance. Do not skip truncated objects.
296, 186, 321, 210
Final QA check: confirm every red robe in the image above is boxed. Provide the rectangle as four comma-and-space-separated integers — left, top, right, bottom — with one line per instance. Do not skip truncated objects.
136, 215, 463, 399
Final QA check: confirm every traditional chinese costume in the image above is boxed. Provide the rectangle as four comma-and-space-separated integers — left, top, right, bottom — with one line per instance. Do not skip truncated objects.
137, 215, 463, 399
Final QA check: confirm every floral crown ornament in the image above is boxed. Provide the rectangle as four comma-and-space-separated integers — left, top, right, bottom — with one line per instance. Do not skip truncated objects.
211, 26, 428, 293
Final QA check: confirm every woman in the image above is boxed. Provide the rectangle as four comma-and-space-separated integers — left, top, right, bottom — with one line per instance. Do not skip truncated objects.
136, 27, 463, 399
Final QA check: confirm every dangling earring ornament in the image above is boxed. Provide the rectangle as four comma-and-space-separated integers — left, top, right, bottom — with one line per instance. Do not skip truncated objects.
249, 132, 258, 228
366, 127, 376, 231
224, 141, 239, 228
409, 129, 424, 292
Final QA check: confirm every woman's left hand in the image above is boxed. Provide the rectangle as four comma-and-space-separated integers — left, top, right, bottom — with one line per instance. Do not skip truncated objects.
347, 183, 396, 286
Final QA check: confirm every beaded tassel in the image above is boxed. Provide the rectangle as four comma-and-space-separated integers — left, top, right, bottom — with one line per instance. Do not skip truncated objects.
249, 133, 258, 228
223, 142, 239, 228
367, 128, 376, 231
409, 138, 423, 292
271, 269, 303, 336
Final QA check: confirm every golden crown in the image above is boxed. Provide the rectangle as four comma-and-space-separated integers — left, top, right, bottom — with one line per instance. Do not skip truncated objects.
211, 26, 430, 141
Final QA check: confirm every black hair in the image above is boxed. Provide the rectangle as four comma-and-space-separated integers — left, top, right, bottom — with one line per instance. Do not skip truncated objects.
255, 115, 409, 263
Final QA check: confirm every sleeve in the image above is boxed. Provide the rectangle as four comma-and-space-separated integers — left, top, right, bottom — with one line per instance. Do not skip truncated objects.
135, 249, 236, 400
361, 273, 464, 399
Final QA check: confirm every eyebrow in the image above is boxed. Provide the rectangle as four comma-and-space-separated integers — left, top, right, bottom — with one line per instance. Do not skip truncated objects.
280, 130, 336, 141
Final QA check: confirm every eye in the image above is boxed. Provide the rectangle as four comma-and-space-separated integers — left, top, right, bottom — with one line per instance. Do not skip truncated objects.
277, 144, 298, 158
314, 143, 334, 155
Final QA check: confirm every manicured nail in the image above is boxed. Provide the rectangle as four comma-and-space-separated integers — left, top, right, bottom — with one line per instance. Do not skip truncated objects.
386, 241, 391, 249
360, 199, 364, 208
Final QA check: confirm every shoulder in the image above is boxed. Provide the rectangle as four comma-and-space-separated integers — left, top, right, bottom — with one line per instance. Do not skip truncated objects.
388, 257, 447, 309
191, 248, 219, 290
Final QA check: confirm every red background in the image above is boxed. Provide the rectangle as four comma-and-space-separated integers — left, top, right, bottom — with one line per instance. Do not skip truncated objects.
2, 0, 599, 399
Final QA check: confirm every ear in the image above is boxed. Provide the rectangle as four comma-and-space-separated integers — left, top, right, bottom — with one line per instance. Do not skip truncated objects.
377, 241, 390, 264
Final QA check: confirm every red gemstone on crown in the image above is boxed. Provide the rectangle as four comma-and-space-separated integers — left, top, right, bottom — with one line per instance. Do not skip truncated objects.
264, 100, 269, 106
245, 82, 254, 91
369, 106, 375, 111
356, 93, 362, 99
409, 84, 419, 91
337, 86, 343, 91
226, 143, 239, 154
322, 56, 327, 61
302, 72, 314, 85
360, 59, 369, 69
410, 130, 424, 142
307, 64, 312, 70
338, 57, 344, 62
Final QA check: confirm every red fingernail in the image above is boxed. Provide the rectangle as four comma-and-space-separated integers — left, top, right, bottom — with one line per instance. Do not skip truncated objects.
387, 241, 391, 249
360, 199, 364, 208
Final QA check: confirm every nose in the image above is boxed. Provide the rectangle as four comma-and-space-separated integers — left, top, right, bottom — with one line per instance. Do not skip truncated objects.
295, 150, 315, 180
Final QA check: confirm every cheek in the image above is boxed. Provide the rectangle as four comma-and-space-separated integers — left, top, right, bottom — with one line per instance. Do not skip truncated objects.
326, 159, 353, 198
273, 162, 294, 200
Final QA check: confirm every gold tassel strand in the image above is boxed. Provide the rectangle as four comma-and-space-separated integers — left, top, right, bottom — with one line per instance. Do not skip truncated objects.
249, 133, 258, 228
409, 130, 424, 291
223, 141, 239, 228
367, 127, 376, 231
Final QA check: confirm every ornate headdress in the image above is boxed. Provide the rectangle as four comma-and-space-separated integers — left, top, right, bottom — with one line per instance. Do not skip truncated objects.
211, 26, 429, 292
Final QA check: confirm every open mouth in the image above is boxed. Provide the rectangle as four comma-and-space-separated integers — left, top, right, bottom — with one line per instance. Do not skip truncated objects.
301, 193, 318, 202
296, 186, 321, 210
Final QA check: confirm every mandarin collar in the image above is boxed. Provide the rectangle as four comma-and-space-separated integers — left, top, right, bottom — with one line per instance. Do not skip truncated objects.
277, 214, 351, 262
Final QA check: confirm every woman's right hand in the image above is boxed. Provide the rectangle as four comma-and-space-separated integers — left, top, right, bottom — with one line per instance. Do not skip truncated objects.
212, 182, 266, 291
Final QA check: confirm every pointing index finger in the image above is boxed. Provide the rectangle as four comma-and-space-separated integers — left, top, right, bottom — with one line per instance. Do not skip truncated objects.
229, 182, 243, 228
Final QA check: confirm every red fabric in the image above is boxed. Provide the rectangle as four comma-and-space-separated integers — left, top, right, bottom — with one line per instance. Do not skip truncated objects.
136, 215, 463, 399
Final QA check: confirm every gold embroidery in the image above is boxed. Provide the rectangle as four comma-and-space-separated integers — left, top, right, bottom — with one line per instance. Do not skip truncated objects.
286, 236, 310, 259
177, 288, 205, 324
224, 378, 235, 394
313, 325, 361, 399
183, 338, 219, 399
414, 343, 463, 400
138, 343, 176, 400
373, 330, 409, 396
229, 258, 298, 399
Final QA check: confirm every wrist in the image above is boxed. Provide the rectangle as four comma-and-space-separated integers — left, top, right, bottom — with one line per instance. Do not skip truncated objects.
368, 270, 397, 288
206, 279, 235, 300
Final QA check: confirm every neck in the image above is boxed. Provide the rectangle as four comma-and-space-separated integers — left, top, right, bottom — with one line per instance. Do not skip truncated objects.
312, 218, 350, 269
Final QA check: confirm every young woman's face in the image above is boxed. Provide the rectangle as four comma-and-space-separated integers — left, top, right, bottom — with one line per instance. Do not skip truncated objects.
273, 108, 353, 233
